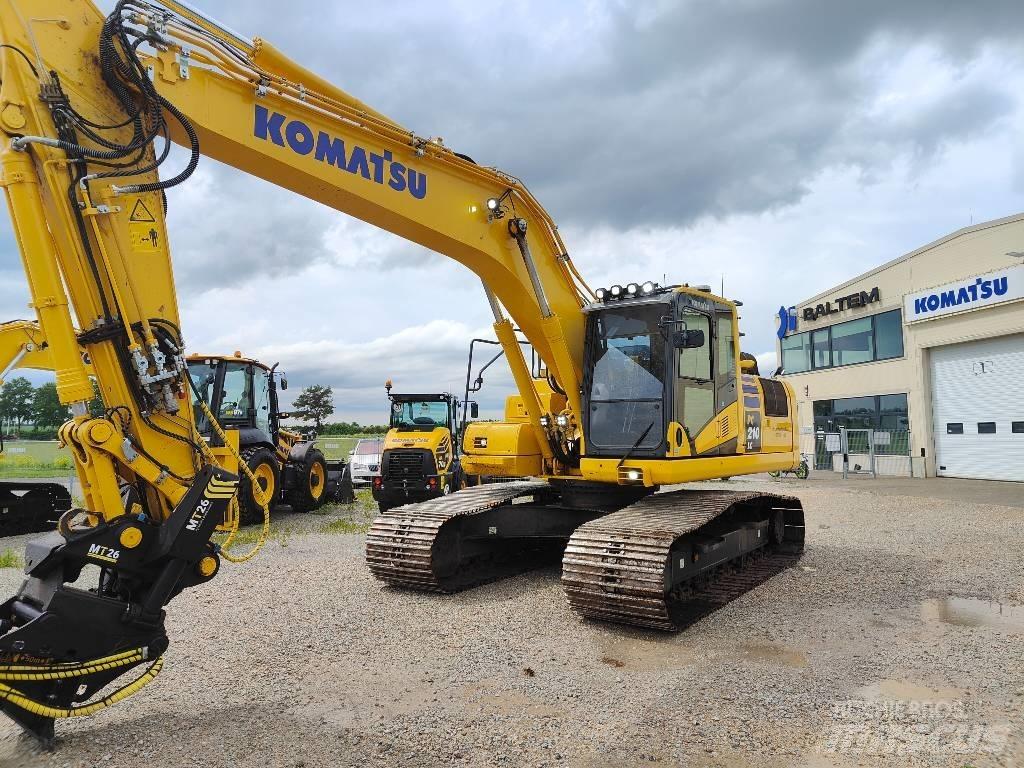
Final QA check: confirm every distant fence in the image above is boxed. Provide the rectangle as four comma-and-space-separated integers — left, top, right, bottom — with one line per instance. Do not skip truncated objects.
803, 429, 912, 478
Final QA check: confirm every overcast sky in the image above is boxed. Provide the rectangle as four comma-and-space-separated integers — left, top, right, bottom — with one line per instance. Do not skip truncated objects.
4, 1, 1024, 424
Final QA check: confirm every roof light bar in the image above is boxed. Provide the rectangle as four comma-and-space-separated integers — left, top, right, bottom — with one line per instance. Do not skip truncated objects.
593, 280, 662, 302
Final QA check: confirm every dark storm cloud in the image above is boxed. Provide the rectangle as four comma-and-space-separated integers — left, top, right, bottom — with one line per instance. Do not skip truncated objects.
164, 157, 438, 293
158, 0, 1023, 232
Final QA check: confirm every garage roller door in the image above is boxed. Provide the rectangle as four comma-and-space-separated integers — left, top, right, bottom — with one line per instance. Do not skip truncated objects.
930, 334, 1024, 481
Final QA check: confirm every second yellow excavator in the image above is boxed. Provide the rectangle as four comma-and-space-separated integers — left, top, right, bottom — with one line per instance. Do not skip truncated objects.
0, 0, 803, 745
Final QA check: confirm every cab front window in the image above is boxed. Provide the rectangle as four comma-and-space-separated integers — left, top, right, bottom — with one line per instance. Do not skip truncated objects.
585, 305, 667, 453
391, 400, 449, 430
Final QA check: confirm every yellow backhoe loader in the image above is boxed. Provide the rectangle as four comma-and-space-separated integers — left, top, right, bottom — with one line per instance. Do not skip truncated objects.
0, 0, 803, 745
187, 352, 354, 521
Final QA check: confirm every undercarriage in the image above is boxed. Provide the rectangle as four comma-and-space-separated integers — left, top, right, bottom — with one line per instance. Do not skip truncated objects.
366, 483, 805, 629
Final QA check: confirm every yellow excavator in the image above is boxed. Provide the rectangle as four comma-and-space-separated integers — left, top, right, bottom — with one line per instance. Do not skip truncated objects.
0, 0, 803, 746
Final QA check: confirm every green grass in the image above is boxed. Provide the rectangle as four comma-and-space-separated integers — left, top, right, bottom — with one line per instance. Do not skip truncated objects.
0, 549, 23, 569
321, 518, 371, 534
320, 490, 377, 535
316, 437, 361, 460
0, 436, 371, 476
0, 440, 74, 479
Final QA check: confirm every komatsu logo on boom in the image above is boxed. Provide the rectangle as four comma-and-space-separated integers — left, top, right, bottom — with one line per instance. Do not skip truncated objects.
254, 105, 427, 200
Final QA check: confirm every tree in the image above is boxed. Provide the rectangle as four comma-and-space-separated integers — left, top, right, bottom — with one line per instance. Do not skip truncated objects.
32, 382, 70, 428
292, 384, 334, 432
87, 378, 106, 417
0, 377, 35, 434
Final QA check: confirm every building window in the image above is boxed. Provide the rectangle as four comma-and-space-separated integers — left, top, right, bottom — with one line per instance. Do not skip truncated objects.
781, 333, 810, 374
1013, 422, 1024, 434
878, 394, 909, 430
813, 393, 909, 432
873, 310, 904, 360
780, 309, 903, 374
977, 422, 997, 434
831, 317, 874, 366
830, 395, 876, 429
947, 423, 964, 434
811, 328, 831, 369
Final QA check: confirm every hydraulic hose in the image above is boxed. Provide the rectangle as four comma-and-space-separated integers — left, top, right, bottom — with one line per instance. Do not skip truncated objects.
0, 649, 162, 719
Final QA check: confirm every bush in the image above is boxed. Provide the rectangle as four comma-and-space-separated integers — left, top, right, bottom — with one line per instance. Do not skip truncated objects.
0, 454, 72, 470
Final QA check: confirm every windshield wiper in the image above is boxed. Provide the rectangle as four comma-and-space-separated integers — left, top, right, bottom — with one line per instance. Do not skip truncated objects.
617, 421, 655, 469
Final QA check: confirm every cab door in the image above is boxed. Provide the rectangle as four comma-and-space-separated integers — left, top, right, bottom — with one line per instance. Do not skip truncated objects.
251, 367, 273, 441
713, 309, 739, 454
672, 307, 715, 451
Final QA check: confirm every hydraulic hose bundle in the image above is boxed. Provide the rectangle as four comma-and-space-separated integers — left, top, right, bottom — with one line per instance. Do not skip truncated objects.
0, 651, 163, 720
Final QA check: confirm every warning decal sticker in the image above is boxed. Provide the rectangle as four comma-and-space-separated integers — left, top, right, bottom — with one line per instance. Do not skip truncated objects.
129, 199, 156, 223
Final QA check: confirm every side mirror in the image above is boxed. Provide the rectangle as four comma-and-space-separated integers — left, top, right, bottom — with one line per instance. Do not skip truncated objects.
280, 376, 288, 391
470, 402, 479, 419
672, 329, 705, 349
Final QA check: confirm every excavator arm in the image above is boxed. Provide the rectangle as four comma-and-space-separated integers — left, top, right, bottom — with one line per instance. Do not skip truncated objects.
0, 0, 593, 744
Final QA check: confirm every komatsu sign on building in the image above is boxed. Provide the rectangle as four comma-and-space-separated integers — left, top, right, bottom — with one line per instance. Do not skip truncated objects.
775, 213, 1024, 481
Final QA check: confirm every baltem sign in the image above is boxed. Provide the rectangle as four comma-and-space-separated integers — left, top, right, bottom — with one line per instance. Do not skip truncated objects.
904, 264, 1024, 323
802, 287, 880, 321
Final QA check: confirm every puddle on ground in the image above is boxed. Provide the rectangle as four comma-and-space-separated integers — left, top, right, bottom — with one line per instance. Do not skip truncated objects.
922, 597, 1024, 633
595, 634, 698, 671
731, 642, 808, 668
454, 678, 562, 717
858, 679, 965, 701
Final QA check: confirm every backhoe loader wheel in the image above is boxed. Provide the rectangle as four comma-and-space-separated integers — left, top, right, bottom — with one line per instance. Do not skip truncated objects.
286, 448, 328, 513
239, 446, 279, 525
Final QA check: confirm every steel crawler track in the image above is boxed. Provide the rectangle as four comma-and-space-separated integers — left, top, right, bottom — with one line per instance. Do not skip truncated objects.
366, 480, 554, 591
0, 482, 71, 538
561, 490, 805, 630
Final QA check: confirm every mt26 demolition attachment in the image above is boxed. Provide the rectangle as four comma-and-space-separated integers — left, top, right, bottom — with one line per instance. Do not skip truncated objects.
0, 466, 237, 747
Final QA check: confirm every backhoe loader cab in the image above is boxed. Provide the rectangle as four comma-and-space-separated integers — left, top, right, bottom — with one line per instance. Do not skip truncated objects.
187, 354, 353, 521
372, 390, 462, 512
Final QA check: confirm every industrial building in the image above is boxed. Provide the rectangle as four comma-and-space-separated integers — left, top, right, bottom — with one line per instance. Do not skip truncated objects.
776, 213, 1024, 481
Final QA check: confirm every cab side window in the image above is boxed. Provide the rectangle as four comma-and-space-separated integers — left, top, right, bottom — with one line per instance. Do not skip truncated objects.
677, 312, 711, 380
717, 312, 735, 379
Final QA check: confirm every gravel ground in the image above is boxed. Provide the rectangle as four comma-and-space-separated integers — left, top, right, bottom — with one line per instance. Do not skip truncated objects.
0, 480, 1021, 768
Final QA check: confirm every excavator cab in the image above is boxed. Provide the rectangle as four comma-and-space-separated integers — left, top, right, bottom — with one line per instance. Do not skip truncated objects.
582, 283, 793, 466
584, 284, 730, 459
